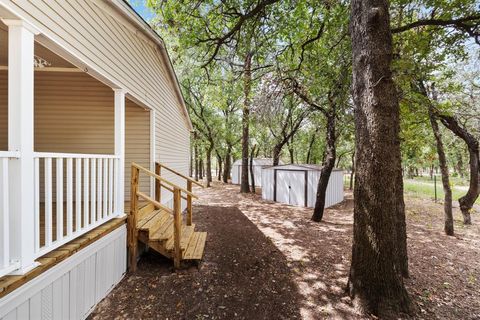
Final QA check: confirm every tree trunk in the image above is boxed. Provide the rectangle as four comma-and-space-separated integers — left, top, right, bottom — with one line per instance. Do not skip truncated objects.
223, 146, 232, 183
250, 145, 257, 194
288, 138, 294, 164
456, 151, 465, 178
241, 52, 252, 193
429, 110, 454, 235
306, 131, 317, 164
217, 155, 223, 181
199, 158, 203, 180
190, 140, 193, 177
312, 114, 336, 222
194, 142, 199, 181
350, 150, 355, 190
348, 0, 411, 316
272, 144, 282, 166
205, 146, 213, 187
394, 154, 409, 278
439, 115, 479, 225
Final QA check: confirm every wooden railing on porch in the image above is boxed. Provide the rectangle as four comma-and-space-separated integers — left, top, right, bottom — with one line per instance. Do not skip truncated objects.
129, 162, 203, 269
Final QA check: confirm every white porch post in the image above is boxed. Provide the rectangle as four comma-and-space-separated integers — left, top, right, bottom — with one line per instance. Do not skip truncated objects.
4, 19, 39, 273
150, 109, 156, 199
114, 89, 126, 216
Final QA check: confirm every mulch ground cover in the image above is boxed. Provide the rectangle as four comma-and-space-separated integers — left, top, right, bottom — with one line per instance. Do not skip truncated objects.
90, 182, 480, 320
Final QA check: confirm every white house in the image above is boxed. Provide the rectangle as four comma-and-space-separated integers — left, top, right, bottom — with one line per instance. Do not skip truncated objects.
261, 164, 344, 208
0, 1, 205, 319
231, 158, 283, 187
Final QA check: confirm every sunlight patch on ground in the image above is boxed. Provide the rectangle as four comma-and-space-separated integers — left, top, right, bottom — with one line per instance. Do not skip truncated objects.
195, 183, 359, 319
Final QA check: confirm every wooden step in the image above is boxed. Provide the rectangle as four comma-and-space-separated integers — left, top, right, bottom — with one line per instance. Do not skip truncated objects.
164, 224, 196, 252
183, 232, 207, 260
137, 203, 155, 221
140, 210, 170, 235
136, 208, 160, 229
149, 217, 174, 242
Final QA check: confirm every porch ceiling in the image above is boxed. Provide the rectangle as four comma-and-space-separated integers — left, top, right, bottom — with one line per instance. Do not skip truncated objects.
0, 23, 76, 68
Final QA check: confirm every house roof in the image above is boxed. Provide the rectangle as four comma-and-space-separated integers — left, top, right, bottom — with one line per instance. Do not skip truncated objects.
232, 158, 284, 166
110, 0, 193, 131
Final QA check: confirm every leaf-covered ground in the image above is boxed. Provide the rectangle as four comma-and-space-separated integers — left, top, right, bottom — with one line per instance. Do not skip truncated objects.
89, 182, 480, 319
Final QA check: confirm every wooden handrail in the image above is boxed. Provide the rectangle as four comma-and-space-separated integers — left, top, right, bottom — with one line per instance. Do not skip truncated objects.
156, 183, 188, 201
157, 162, 205, 188
136, 191, 173, 214
130, 163, 192, 270
131, 162, 198, 199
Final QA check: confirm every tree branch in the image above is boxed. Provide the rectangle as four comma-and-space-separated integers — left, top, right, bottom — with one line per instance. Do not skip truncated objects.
391, 15, 480, 44
198, 0, 281, 67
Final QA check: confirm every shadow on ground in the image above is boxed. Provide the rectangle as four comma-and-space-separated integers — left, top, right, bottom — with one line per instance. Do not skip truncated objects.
91, 182, 480, 320
195, 183, 359, 319
195, 182, 480, 320
89, 205, 302, 320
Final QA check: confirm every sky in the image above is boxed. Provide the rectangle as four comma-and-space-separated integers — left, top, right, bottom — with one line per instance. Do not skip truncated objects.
128, 0, 155, 22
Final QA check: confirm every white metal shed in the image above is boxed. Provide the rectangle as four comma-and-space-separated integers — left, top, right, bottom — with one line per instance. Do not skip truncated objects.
261, 164, 344, 208
231, 158, 283, 187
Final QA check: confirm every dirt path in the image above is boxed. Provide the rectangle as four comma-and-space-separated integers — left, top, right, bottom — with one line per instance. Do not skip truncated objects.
90, 182, 480, 320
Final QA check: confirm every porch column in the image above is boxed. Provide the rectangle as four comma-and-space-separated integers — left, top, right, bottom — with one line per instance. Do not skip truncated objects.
4, 19, 39, 273
114, 89, 126, 216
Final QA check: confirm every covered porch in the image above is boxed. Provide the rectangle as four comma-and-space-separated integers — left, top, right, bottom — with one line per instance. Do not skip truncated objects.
0, 19, 153, 278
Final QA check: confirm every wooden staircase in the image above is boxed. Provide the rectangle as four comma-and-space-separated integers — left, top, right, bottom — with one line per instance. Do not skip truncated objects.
128, 162, 206, 270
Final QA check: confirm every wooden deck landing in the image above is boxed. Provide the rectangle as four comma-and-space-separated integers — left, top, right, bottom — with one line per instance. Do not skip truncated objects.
0, 217, 126, 299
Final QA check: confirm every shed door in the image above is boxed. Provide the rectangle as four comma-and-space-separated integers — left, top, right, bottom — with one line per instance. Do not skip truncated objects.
276, 170, 305, 206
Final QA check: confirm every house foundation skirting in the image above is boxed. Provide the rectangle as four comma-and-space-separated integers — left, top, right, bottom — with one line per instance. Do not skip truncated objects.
0, 225, 127, 320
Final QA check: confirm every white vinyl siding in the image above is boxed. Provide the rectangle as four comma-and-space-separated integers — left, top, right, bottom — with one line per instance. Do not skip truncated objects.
0, 71, 151, 200
2, 0, 191, 183
0, 226, 126, 320
125, 100, 151, 200
33, 71, 114, 154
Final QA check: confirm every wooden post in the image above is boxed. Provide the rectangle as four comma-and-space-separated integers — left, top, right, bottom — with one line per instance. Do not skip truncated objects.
155, 163, 161, 203
187, 180, 193, 226
128, 166, 139, 272
173, 187, 182, 268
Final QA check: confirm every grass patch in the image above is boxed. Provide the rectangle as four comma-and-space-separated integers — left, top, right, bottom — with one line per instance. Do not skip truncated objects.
343, 174, 479, 204
403, 179, 480, 204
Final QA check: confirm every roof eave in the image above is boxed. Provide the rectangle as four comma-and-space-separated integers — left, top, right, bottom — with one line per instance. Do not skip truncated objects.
109, 0, 194, 132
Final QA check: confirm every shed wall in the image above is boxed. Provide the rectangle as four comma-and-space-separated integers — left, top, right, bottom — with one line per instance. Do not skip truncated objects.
262, 167, 344, 208
231, 164, 239, 184
261, 168, 274, 200
230, 164, 264, 187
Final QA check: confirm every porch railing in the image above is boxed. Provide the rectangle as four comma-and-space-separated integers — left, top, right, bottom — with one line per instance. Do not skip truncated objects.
33, 152, 121, 258
0, 151, 21, 277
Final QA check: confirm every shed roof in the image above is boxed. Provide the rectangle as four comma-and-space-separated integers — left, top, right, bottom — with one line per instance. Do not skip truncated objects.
232, 158, 283, 166
264, 164, 343, 172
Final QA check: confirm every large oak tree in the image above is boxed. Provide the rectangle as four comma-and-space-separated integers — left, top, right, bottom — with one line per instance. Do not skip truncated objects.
348, 0, 411, 316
